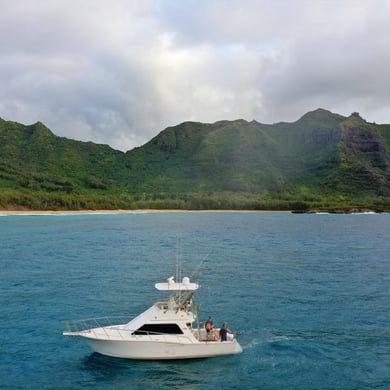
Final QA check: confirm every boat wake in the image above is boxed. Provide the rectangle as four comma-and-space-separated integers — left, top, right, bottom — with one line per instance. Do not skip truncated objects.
243, 333, 292, 351
243, 338, 266, 350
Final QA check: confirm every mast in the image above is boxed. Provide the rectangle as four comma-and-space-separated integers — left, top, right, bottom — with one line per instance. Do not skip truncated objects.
176, 237, 182, 302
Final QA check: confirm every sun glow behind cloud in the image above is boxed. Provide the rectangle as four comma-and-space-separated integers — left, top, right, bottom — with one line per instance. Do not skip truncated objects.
1, 0, 390, 151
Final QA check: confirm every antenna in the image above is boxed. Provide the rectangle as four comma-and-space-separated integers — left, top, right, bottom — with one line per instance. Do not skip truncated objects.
175, 237, 180, 282
176, 237, 182, 302
190, 250, 212, 279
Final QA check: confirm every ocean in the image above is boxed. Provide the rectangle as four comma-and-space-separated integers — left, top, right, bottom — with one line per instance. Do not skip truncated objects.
1, 211, 389, 389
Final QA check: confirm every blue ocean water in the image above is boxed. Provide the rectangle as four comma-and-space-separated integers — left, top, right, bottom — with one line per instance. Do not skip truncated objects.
0, 211, 389, 389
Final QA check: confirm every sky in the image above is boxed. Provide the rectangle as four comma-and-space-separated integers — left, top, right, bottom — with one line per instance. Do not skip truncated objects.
1, 0, 390, 152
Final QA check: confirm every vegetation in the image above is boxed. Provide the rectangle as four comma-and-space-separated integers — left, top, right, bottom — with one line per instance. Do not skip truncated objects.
1, 109, 390, 212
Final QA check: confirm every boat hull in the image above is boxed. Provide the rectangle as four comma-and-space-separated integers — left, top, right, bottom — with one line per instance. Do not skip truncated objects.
82, 336, 243, 360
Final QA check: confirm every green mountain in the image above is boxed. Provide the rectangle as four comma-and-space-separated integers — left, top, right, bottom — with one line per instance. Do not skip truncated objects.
123, 109, 390, 197
1, 109, 390, 210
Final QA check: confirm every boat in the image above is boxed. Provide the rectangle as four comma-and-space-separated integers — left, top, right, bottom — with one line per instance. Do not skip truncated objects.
63, 275, 243, 360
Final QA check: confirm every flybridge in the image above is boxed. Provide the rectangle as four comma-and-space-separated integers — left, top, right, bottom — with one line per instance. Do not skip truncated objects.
155, 276, 199, 291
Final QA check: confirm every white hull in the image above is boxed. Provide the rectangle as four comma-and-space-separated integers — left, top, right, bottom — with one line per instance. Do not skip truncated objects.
83, 336, 242, 360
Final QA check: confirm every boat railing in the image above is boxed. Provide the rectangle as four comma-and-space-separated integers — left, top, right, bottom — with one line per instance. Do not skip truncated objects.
63, 317, 209, 343
192, 327, 237, 342
63, 316, 132, 337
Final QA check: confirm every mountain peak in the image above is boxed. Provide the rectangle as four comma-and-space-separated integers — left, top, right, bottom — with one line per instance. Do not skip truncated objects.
28, 121, 54, 137
299, 108, 342, 120
347, 111, 366, 122
296, 108, 346, 128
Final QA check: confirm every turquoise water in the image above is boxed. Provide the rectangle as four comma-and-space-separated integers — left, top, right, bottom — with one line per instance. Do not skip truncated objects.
1, 211, 389, 389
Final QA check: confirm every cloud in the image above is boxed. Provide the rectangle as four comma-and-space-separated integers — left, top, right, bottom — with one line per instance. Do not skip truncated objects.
1, 0, 390, 151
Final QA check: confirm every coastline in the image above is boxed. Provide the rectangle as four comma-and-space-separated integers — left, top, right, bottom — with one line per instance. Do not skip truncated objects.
0, 208, 388, 215
0, 209, 183, 215
0, 209, 285, 215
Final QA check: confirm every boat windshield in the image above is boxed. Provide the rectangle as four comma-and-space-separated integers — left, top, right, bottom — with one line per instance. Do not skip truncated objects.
132, 323, 184, 335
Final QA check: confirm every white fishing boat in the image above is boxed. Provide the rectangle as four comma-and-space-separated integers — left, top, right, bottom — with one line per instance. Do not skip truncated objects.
63, 275, 243, 360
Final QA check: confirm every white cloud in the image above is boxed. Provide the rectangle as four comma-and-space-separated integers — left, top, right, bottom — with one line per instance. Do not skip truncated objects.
1, 0, 390, 151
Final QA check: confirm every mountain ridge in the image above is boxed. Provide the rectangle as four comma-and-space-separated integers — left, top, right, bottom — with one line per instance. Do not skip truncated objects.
1, 109, 390, 210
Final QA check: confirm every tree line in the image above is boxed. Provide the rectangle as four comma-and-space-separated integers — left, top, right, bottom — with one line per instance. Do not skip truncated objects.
0, 189, 389, 212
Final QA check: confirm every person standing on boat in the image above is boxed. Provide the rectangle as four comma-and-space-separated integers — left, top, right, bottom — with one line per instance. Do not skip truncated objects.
205, 316, 214, 334
220, 322, 228, 342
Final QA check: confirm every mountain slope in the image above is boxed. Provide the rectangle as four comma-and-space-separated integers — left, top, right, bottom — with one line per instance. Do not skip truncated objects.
1, 108, 390, 210
123, 109, 390, 196
325, 113, 390, 195
0, 118, 127, 193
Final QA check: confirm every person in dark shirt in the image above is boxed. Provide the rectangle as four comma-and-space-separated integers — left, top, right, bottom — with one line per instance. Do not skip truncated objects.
220, 322, 228, 341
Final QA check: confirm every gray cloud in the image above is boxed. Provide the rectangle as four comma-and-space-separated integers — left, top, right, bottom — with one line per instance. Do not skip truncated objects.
1, 0, 390, 151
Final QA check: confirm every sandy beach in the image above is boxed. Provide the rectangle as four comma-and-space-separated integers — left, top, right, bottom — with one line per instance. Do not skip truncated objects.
0, 209, 185, 215
0, 208, 283, 215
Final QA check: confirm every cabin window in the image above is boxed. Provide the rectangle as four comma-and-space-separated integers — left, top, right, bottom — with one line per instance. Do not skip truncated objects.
132, 323, 184, 335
